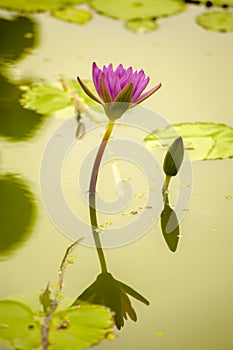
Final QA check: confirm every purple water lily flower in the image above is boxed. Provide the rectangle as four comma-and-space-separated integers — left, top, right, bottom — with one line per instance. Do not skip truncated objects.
77, 62, 161, 120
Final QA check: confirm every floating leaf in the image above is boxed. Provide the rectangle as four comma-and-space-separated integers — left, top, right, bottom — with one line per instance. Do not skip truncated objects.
125, 18, 158, 32
0, 0, 85, 13
50, 305, 113, 350
20, 84, 72, 114
160, 204, 179, 252
52, 7, 92, 24
0, 75, 44, 140
20, 79, 106, 122
199, 0, 233, 7
90, 0, 185, 20
0, 174, 36, 257
145, 122, 233, 160
196, 11, 233, 32
0, 300, 40, 349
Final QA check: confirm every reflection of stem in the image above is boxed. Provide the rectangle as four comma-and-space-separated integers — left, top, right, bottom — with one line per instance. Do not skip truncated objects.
89, 122, 114, 273
41, 240, 79, 350
162, 175, 171, 203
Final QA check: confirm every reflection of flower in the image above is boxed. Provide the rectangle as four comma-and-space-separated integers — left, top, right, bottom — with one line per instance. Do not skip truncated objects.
77, 62, 161, 120
72, 273, 149, 329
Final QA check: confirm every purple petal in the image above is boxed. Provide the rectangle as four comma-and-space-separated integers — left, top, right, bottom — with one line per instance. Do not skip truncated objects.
134, 83, 162, 104
92, 62, 102, 98
132, 76, 150, 101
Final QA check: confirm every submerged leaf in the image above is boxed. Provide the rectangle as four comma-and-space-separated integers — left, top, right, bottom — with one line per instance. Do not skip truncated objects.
50, 305, 113, 350
90, 0, 185, 20
196, 11, 233, 32
0, 300, 40, 349
145, 122, 233, 160
52, 7, 92, 24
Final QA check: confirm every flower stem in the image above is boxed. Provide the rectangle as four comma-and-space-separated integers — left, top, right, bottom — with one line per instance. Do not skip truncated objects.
89, 122, 114, 273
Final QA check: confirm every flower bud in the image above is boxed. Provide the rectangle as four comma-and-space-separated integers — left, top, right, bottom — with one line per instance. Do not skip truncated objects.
163, 137, 184, 177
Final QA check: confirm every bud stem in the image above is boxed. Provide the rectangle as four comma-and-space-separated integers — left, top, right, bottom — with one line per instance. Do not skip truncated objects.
162, 175, 171, 203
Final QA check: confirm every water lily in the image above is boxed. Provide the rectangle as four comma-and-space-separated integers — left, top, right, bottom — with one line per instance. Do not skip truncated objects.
72, 272, 149, 329
77, 62, 161, 120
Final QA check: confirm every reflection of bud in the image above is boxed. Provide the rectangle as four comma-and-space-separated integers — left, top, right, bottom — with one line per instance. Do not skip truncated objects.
72, 273, 149, 329
163, 137, 184, 177
160, 203, 179, 252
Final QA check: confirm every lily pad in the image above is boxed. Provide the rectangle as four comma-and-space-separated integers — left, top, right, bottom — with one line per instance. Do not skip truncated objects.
20, 79, 103, 122
145, 122, 233, 160
52, 7, 92, 24
199, 0, 233, 7
0, 0, 85, 13
125, 18, 158, 32
0, 174, 36, 257
50, 305, 113, 350
196, 11, 233, 32
90, 0, 185, 20
0, 300, 40, 349
20, 84, 73, 114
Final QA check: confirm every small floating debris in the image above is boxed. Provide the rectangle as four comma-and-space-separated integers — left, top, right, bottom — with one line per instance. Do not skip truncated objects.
99, 221, 113, 228
135, 193, 145, 199
181, 183, 191, 188
155, 332, 164, 337
225, 194, 233, 200
122, 210, 138, 217
122, 177, 131, 182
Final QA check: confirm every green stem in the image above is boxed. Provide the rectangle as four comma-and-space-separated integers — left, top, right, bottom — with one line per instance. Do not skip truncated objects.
162, 175, 171, 204
89, 122, 114, 273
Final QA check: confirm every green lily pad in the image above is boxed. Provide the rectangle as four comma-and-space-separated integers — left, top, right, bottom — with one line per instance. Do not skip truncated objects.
125, 18, 158, 32
90, 0, 185, 20
196, 11, 233, 32
145, 122, 233, 160
20, 79, 105, 122
0, 0, 85, 13
52, 7, 92, 24
50, 305, 113, 350
199, 0, 233, 7
20, 84, 73, 114
0, 174, 36, 257
0, 300, 40, 349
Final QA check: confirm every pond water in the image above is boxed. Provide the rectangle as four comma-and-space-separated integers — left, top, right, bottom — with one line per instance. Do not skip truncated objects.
0, 3, 233, 350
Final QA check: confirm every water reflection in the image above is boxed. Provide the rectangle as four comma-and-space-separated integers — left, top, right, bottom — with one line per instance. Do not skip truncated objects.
160, 193, 180, 252
0, 74, 45, 140
72, 272, 149, 330
0, 15, 37, 63
0, 15, 45, 140
0, 174, 36, 257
